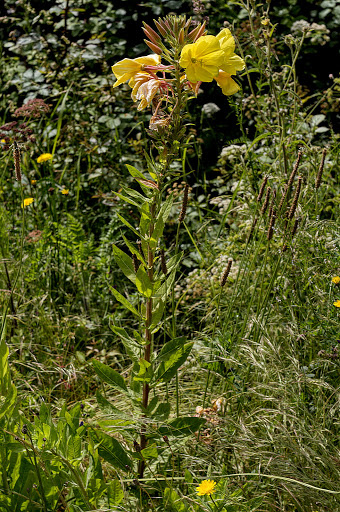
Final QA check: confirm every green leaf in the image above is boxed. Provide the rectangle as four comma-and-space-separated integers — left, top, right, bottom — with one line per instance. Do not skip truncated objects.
108, 480, 124, 505
94, 430, 132, 472
133, 358, 153, 383
122, 235, 147, 266
114, 191, 142, 209
159, 417, 206, 437
141, 443, 158, 459
164, 488, 186, 512
135, 266, 153, 298
110, 325, 141, 362
152, 402, 170, 420
109, 285, 141, 318
155, 337, 193, 383
112, 244, 136, 284
117, 213, 144, 241
96, 391, 126, 416
150, 298, 165, 333
92, 360, 127, 392
125, 164, 153, 196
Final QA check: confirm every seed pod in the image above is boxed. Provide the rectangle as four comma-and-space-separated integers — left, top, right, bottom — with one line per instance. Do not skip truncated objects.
220, 258, 233, 287
160, 248, 167, 275
315, 148, 327, 189
288, 176, 302, 220
13, 141, 21, 182
261, 186, 271, 215
132, 254, 140, 273
257, 176, 268, 203
178, 183, 189, 223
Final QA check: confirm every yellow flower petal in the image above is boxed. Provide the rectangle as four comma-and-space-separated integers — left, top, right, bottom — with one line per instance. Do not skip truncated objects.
332, 276, 340, 284
112, 54, 161, 88
214, 71, 240, 95
221, 54, 245, 75
180, 36, 224, 83
21, 197, 34, 208
333, 300, 340, 308
216, 28, 235, 57
196, 480, 217, 496
37, 153, 52, 163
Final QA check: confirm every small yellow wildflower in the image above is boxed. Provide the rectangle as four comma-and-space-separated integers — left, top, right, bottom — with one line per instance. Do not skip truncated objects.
179, 35, 225, 82
1, 139, 6, 143
61, 189, 69, 195
333, 300, 340, 308
112, 54, 161, 88
37, 153, 52, 163
21, 197, 34, 208
31, 179, 37, 185
332, 276, 340, 284
196, 480, 217, 496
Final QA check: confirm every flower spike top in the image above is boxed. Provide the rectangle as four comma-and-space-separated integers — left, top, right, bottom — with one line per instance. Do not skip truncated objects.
110, 15, 245, 128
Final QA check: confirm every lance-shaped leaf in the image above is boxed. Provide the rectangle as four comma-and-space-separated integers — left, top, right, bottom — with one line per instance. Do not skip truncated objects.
110, 325, 141, 362
122, 235, 147, 266
92, 360, 128, 393
155, 337, 193, 383
94, 430, 132, 472
135, 266, 153, 298
159, 417, 207, 437
133, 358, 153, 383
109, 285, 141, 318
126, 164, 153, 196
117, 213, 144, 241
150, 194, 174, 250
112, 245, 136, 284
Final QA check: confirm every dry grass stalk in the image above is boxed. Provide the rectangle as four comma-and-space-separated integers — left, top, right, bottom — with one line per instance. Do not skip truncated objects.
288, 176, 303, 220
267, 209, 276, 240
13, 141, 21, 182
257, 176, 268, 203
247, 216, 258, 243
261, 186, 271, 215
315, 148, 327, 189
178, 183, 189, 223
220, 258, 233, 287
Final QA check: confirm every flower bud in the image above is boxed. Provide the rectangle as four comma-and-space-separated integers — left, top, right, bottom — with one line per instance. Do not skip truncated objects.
144, 40, 162, 55
143, 22, 161, 43
154, 19, 168, 37
178, 27, 184, 44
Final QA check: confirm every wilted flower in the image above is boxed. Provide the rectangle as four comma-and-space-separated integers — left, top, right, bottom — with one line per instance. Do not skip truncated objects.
37, 153, 52, 163
112, 54, 161, 88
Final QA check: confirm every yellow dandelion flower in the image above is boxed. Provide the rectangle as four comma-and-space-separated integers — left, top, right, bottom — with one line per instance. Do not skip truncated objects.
21, 197, 34, 208
179, 35, 225, 82
37, 153, 52, 163
61, 189, 69, 195
112, 54, 161, 88
196, 480, 217, 496
31, 179, 37, 185
332, 276, 340, 284
1, 139, 6, 143
333, 300, 340, 308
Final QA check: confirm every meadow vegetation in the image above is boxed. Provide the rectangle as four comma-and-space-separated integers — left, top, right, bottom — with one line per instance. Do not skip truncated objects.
0, 1, 339, 511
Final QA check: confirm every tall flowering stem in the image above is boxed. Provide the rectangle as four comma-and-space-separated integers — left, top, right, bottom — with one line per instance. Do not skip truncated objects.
93, 14, 245, 483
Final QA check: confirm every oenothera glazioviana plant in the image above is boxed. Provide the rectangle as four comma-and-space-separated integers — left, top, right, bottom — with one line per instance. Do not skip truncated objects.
92, 15, 244, 480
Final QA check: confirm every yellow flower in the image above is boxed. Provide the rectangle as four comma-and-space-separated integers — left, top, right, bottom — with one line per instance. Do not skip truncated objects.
179, 35, 225, 82
214, 70, 240, 96
333, 300, 340, 308
332, 276, 340, 284
31, 179, 37, 185
216, 28, 245, 75
1, 139, 6, 143
196, 480, 217, 496
21, 197, 34, 208
112, 54, 161, 88
61, 189, 69, 195
37, 153, 52, 163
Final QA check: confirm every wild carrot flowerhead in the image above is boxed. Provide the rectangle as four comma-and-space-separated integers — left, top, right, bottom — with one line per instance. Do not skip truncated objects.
196, 479, 217, 496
